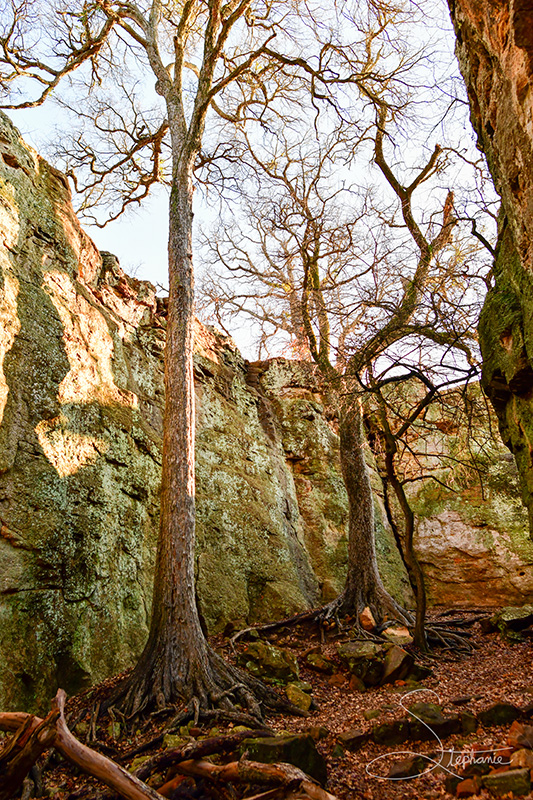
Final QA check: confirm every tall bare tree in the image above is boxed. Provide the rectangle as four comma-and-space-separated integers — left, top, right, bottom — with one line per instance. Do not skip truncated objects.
0, 0, 343, 716
200, 93, 493, 624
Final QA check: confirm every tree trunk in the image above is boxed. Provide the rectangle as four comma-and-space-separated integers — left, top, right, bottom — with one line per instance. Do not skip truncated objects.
112, 136, 297, 719
382, 450, 427, 649
333, 393, 408, 623
117, 162, 211, 713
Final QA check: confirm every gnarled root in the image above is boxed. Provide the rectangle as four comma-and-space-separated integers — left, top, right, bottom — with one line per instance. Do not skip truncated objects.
231, 588, 412, 651
107, 644, 306, 721
0, 691, 338, 800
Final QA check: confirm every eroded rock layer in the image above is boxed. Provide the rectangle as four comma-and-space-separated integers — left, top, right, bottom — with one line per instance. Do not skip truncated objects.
448, 0, 533, 531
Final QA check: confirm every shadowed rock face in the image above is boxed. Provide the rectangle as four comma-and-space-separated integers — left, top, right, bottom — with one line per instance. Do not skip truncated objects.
0, 110, 532, 713
447, 0, 533, 533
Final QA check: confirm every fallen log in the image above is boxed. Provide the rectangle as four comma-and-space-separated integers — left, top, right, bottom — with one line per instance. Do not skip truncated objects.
0, 710, 58, 800
0, 692, 162, 800
134, 729, 272, 781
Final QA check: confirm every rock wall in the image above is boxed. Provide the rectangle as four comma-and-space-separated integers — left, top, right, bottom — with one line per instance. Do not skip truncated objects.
1, 111, 532, 713
409, 401, 533, 607
0, 112, 411, 711
447, 0, 533, 532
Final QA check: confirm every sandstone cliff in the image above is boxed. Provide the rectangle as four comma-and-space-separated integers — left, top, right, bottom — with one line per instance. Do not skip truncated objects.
0, 112, 412, 710
447, 0, 533, 533
1, 111, 532, 713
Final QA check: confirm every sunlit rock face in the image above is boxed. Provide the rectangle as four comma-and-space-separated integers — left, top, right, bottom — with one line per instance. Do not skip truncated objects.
0, 112, 410, 711
0, 112, 164, 711
448, 0, 533, 533
1, 111, 532, 713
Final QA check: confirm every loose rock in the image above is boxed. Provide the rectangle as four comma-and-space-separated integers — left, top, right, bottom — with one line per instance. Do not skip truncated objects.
240, 734, 327, 786
306, 652, 336, 674
285, 683, 312, 713
359, 606, 377, 631
240, 641, 299, 683
387, 755, 427, 779
482, 768, 531, 796
337, 728, 368, 751
381, 645, 414, 684
372, 720, 410, 746
337, 641, 384, 686
478, 703, 521, 727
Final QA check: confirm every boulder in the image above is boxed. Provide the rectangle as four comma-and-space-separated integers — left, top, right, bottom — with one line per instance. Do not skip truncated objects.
387, 755, 427, 779
240, 641, 299, 683
337, 729, 368, 751
460, 711, 478, 734
408, 662, 433, 681
372, 720, 410, 746
456, 777, 482, 797
462, 759, 492, 778
304, 726, 329, 741
490, 605, 533, 635
408, 703, 461, 741
348, 674, 366, 692
359, 607, 376, 631
381, 645, 414, 684
240, 735, 327, 786
305, 653, 336, 674
337, 641, 384, 686
285, 683, 312, 713
482, 768, 531, 797
507, 721, 533, 749
381, 625, 413, 646
478, 703, 521, 727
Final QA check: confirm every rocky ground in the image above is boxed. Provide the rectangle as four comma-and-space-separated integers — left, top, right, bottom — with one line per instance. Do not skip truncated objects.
3, 607, 533, 800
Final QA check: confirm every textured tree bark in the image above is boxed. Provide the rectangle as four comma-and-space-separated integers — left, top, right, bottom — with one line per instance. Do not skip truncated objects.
381, 450, 427, 649
117, 153, 211, 713
111, 110, 295, 716
332, 393, 409, 623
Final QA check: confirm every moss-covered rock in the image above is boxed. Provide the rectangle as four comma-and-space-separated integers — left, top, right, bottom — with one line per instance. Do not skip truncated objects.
337, 641, 384, 686
239, 640, 299, 683
240, 734, 327, 785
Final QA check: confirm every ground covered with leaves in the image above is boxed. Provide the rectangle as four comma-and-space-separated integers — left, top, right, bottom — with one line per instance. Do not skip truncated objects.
4, 608, 533, 800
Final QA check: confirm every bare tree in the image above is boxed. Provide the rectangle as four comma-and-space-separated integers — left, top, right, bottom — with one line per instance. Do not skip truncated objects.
199, 89, 494, 625
0, 0, 345, 717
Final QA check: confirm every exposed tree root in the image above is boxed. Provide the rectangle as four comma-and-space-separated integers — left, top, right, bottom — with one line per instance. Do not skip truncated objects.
164, 758, 338, 800
0, 691, 336, 800
231, 593, 413, 653
229, 598, 479, 661
133, 729, 274, 781
106, 642, 305, 722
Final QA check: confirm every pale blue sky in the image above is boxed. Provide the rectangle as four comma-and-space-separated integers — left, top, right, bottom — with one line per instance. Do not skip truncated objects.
10, 104, 171, 289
